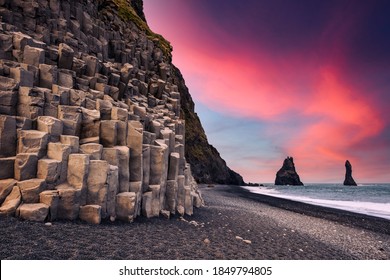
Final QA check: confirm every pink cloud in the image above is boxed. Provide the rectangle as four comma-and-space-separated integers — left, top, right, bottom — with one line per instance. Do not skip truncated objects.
144, 1, 390, 183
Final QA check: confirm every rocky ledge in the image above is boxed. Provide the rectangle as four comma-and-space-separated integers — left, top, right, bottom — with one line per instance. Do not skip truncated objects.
275, 157, 304, 186
0, 0, 204, 224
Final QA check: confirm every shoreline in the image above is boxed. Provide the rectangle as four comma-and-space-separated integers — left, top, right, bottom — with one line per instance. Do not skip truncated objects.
229, 185, 390, 235
0, 184, 389, 260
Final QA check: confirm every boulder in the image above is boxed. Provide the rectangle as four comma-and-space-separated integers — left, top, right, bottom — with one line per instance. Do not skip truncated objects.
60, 135, 79, 153
160, 209, 170, 219
17, 130, 49, 158
12, 32, 33, 50
83, 55, 97, 77
275, 157, 304, 186
37, 159, 62, 184
0, 90, 18, 115
47, 142, 72, 161
193, 190, 204, 208
0, 179, 17, 205
52, 85, 70, 105
18, 179, 46, 203
79, 205, 101, 224
14, 153, 38, 181
57, 70, 74, 88
80, 143, 103, 160
115, 192, 136, 222
58, 105, 82, 136
177, 205, 185, 216
102, 148, 119, 166
56, 184, 80, 220
100, 120, 117, 147
69, 89, 86, 107
37, 116, 63, 142
129, 181, 142, 193
10, 67, 34, 87
58, 43, 74, 70
15, 117, 33, 130
111, 107, 128, 122
143, 131, 156, 145
39, 190, 59, 221
80, 108, 101, 144
17, 87, 45, 119
39, 64, 58, 89
0, 185, 21, 216
0, 76, 19, 91
344, 160, 357, 186
23, 45, 45, 67
18, 203, 49, 222
81, 107, 100, 123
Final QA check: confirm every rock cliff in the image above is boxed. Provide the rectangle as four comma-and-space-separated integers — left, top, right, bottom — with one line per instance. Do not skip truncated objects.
0, 0, 215, 223
172, 66, 245, 185
343, 160, 357, 186
275, 157, 304, 186
124, 0, 245, 185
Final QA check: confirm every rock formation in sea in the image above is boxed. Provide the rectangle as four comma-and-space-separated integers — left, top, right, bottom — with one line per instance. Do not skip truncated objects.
343, 160, 357, 186
0, 0, 243, 223
275, 157, 304, 186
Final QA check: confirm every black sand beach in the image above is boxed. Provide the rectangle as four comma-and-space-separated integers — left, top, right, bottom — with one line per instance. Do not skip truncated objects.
0, 185, 389, 260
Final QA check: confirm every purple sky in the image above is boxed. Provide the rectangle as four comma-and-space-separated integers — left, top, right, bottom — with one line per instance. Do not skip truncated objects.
144, 0, 390, 183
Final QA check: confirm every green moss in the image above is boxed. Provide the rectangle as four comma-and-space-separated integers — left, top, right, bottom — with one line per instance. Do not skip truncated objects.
112, 0, 172, 58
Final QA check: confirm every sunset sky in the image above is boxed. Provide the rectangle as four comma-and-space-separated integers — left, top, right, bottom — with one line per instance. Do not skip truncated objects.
144, 0, 390, 183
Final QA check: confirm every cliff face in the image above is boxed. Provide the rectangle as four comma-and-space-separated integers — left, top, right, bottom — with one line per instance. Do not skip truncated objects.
0, 0, 208, 223
0, 0, 245, 225
128, 0, 245, 185
172, 66, 245, 185
130, 0, 146, 22
0, 0, 245, 188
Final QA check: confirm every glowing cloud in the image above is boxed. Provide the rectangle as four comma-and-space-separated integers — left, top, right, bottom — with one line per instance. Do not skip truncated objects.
144, 0, 390, 182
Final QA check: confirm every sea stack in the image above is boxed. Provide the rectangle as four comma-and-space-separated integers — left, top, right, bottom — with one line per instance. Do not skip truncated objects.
275, 157, 304, 186
343, 160, 357, 186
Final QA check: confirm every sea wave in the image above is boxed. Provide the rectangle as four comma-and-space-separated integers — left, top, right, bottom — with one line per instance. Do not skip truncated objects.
244, 186, 390, 220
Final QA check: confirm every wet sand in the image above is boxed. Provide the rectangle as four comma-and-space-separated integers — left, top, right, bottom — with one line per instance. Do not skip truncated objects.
0, 185, 389, 259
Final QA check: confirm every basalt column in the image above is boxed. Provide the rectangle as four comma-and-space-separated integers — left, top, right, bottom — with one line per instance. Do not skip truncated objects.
0, 0, 204, 224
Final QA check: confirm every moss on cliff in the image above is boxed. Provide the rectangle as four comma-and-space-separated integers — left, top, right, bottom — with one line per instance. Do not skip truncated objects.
112, 0, 172, 59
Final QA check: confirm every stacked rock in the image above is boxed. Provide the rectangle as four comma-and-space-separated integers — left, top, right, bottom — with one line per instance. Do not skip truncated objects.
0, 0, 203, 224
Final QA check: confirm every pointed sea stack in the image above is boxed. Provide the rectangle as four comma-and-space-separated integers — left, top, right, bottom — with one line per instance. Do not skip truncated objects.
343, 160, 357, 186
275, 157, 304, 186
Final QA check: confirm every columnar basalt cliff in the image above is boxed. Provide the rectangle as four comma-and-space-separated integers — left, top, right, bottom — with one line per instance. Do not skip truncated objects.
343, 160, 357, 186
275, 157, 304, 186
0, 0, 237, 223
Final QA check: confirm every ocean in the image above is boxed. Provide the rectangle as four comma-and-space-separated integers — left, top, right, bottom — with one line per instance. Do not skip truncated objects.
243, 183, 390, 220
